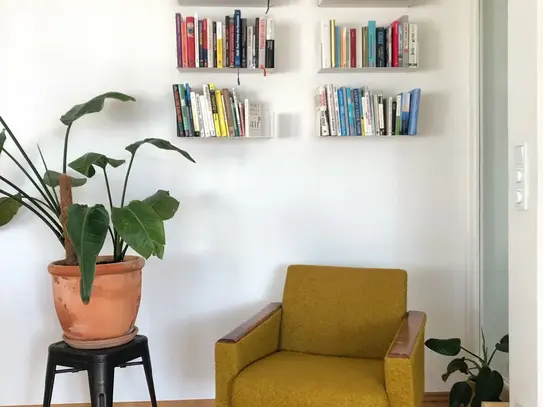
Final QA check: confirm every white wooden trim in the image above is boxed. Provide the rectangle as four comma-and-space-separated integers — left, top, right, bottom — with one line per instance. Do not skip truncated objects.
465, 0, 482, 354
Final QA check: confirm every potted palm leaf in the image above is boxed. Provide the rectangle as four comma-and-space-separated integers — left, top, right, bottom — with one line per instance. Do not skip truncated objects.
0, 92, 195, 348
425, 331, 509, 407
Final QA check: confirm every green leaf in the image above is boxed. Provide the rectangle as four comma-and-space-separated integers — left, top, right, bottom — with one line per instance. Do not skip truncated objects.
125, 138, 195, 163
471, 366, 503, 407
66, 204, 110, 304
442, 358, 470, 382
449, 381, 472, 407
425, 338, 462, 356
60, 92, 136, 126
0, 129, 6, 154
111, 200, 165, 259
495, 334, 509, 353
0, 193, 22, 226
43, 170, 87, 188
69, 152, 126, 178
142, 190, 180, 221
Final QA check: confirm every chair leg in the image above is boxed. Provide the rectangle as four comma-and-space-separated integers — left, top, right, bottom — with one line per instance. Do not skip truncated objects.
42, 355, 56, 407
88, 362, 115, 407
141, 344, 158, 407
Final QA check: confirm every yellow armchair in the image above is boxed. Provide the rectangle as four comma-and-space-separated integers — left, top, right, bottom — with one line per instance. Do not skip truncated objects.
215, 265, 426, 407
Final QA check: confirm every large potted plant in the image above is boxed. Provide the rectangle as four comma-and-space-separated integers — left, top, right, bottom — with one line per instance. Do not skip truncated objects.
425, 331, 509, 407
0, 92, 195, 349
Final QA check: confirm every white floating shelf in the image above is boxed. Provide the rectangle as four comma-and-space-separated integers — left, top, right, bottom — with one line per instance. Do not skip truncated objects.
178, 0, 270, 6
319, 135, 418, 137
178, 135, 273, 139
318, 67, 418, 73
177, 68, 274, 74
318, 0, 422, 7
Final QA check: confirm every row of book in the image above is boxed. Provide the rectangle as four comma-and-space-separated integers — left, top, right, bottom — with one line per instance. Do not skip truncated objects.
175, 12, 275, 69
172, 83, 263, 137
321, 16, 418, 69
317, 85, 421, 136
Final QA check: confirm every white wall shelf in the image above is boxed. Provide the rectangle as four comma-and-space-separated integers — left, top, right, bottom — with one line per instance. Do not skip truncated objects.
318, 0, 423, 7
319, 67, 418, 73
178, 0, 270, 6
177, 68, 274, 74
318, 134, 418, 137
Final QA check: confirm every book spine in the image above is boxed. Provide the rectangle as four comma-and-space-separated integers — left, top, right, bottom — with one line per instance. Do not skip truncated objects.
401, 92, 410, 135
333, 85, 340, 136
353, 88, 361, 136
199, 95, 210, 137
362, 27, 368, 68
408, 88, 421, 135
214, 89, 226, 136
244, 99, 250, 137
222, 89, 236, 136
356, 27, 362, 68
205, 19, 213, 68
190, 91, 200, 137
194, 13, 200, 68
178, 85, 191, 136
185, 84, 196, 137
229, 16, 235, 67
372, 94, 379, 135
266, 19, 275, 69
368, 21, 376, 68
392, 21, 399, 67
346, 27, 350, 68
181, 19, 188, 68
212, 21, 217, 68
326, 84, 337, 136
357, 88, 364, 135
335, 26, 341, 68
247, 26, 254, 69
234, 10, 241, 67
220, 92, 230, 136
386, 25, 392, 67
176, 14, 182, 68
363, 88, 372, 135
395, 94, 402, 135
225, 16, 230, 68
350, 29, 356, 68
391, 100, 397, 135
199, 20, 204, 67
376, 27, 385, 67
217, 22, 223, 68
241, 18, 247, 68
330, 20, 336, 68
409, 24, 418, 67
232, 89, 243, 136
258, 18, 267, 69
378, 95, 385, 135
338, 88, 346, 136
340, 27, 346, 68
403, 22, 410, 67
172, 85, 185, 137
186, 17, 195, 67
207, 84, 220, 137
321, 20, 331, 69
254, 18, 260, 68
387, 97, 393, 135
346, 88, 355, 136
202, 85, 216, 137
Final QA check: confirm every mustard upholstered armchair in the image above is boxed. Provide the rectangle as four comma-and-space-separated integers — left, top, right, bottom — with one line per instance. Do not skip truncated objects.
215, 265, 426, 407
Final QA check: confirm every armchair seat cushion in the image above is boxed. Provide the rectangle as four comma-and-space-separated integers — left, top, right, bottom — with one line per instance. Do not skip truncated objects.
231, 351, 389, 407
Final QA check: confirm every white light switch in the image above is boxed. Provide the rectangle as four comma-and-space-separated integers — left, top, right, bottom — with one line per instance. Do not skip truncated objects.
514, 144, 528, 210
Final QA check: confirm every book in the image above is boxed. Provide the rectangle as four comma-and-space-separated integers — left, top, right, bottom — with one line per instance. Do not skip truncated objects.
318, 85, 421, 137
266, 19, 275, 69
176, 14, 182, 68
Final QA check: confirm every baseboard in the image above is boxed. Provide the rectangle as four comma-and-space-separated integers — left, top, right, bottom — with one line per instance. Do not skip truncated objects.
423, 392, 449, 403
5, 393, 450, 407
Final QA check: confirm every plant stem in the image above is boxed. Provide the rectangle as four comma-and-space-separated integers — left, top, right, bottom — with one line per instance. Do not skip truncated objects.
0, 175, 62, 232
0, 189, 64, 245
120, 243, 129, 260
103, 168, 119, 259
115, 154, 135, 256
461, 347, 486, 364
487, 349, 498, 366
0, 117, 60, 213
464, 358, 482, 369
103, 168, 114, 212
62, 123, 72, 174
37, 144, 60, 209
3, 149, 58, 213
108, 227, 115, 247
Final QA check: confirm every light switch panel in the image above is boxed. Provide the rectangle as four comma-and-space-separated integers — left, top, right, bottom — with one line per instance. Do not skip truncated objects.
514, 144, 528, 210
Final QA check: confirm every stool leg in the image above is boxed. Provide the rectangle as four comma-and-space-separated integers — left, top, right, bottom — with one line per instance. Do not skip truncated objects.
141, 345, 158, 407
42, 355, 56, 407
88, 362, 114, 407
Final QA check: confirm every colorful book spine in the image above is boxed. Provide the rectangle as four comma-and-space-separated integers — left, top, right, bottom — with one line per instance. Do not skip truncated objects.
408, 88, 421, 135
353, 88, 362, 136
234, 10, 241, 67
176, 14, 182, 68
368, 20, 376, 68
346, 88, 355, 136
337, 88, 346, 136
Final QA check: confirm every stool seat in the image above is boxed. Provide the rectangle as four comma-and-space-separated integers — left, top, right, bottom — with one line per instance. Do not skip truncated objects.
43, 335, 157, 407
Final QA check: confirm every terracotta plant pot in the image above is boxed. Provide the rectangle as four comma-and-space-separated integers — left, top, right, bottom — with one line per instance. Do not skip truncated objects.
48, 255, 144, 348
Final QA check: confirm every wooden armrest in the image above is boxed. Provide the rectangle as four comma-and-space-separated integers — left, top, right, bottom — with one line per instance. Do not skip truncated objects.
218, 302, 282, 344
387, 311, 426, 359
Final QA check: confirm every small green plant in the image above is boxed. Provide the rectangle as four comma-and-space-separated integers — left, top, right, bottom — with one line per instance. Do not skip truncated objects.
425, 331, 509, 407
0, 92, 195, 303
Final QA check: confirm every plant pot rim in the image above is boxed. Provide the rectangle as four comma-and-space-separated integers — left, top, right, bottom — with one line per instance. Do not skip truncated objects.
48, 255, 145, 277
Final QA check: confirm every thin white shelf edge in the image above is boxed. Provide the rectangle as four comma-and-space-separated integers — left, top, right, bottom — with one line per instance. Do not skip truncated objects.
318, 0, 422, 7
178, 0, 269, 7
177, 67, 274, 74
319, 67, 418, 73
319, 135, 418, 137
178, 135, 273, 139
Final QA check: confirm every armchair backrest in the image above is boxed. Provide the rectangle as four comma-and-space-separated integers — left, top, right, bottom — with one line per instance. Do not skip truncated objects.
279, 265, 407, 359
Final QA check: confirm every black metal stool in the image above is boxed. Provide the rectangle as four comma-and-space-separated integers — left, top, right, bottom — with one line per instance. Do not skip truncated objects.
42, 335, 158, 407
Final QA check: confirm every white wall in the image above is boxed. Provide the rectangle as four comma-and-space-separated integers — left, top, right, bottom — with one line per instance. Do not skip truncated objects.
0, 0, 474, 404
508, 0, 541, 405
